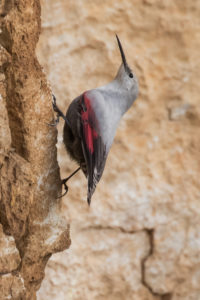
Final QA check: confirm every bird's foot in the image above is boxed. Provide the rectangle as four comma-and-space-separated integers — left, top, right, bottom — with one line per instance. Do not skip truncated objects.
57, 178, 69, 198
50, 94, 71, 126
57, 167, 81, 198
52, 94, 61, 115
47, 94, 62, 126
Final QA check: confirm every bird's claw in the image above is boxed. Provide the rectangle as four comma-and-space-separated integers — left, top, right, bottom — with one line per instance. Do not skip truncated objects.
48, 94, 61, 126
57, 179, 69, 198
52, 94, 62, 115
51, 93, 70, 126
52, 95, 60, 114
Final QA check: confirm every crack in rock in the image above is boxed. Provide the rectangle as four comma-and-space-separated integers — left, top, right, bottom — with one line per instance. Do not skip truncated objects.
161, 294, 173, 300
141, 229, 155, 295
81, 224, 144, 234
141, 229, 173, 300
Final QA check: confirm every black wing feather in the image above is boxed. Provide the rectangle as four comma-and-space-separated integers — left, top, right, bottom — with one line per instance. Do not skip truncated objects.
79, 93, 107, 205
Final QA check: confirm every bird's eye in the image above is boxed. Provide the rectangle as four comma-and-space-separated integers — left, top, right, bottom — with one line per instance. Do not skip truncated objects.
129, 73, 133, 78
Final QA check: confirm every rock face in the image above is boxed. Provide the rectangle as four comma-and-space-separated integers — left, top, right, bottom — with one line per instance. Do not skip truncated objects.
36, 0, 200, 299
0, 1, 70, 299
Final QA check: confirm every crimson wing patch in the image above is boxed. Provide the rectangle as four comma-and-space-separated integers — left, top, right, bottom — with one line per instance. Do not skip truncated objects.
80, 93, 98, 154
79, 92, 107, 205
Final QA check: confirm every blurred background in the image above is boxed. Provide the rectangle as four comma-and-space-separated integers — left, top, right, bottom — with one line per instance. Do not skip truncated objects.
37, 1, 200, 299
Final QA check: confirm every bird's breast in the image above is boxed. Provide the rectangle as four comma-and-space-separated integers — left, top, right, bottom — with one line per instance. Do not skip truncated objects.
86, 89, 123, 150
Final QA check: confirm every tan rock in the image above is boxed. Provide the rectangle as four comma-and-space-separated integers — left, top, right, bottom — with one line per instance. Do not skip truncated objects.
37, 0, 200, 299
38, 230, 157, 300
0, 224, 21, 274
0, 273, 26, 300
0, 0, 70, 299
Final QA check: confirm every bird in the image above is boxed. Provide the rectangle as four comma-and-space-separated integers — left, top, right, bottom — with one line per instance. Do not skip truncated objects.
52, 35, 139, 205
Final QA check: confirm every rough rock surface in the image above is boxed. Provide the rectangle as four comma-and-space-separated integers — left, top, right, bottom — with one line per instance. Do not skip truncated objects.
0, 1, 70, 299
35, 0, 200, 299
37, 0, 200, 299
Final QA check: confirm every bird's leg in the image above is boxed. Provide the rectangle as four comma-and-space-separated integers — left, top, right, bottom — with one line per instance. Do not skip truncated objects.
58, 167, 81, 198
48, 94, 70, 126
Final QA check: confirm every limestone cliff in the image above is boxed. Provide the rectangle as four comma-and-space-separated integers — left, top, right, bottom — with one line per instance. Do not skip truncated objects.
0, 1, 70, 299
37, 1, 200, 300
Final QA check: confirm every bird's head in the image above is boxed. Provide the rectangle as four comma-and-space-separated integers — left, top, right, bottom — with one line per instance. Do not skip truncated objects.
115, 35, 138, 96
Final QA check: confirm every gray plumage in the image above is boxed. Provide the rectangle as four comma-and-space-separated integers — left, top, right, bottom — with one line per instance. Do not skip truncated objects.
62, 35, 139, 205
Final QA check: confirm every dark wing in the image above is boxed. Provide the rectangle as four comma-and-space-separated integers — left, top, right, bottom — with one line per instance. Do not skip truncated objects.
79, 92, 107, 205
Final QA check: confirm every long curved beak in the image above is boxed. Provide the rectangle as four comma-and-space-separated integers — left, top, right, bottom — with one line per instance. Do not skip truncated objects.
116, 34, 128, 70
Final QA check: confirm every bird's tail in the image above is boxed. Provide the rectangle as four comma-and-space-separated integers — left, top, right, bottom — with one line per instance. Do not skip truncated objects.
87, 155, 107, 206
87, 167, 101, 205
87, 180, 97, 206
